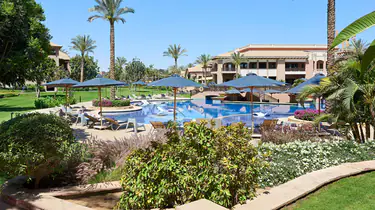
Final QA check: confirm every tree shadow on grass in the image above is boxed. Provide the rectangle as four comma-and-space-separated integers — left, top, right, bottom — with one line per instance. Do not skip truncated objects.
0, 105, 35, 113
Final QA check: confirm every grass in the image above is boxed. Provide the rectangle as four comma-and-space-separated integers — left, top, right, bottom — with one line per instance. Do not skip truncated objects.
88, 167, 124, 184
0, 87, 172, 122
284, 171, 375, 210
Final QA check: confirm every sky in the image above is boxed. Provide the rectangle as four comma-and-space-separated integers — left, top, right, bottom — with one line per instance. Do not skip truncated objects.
36, 0, 375, 72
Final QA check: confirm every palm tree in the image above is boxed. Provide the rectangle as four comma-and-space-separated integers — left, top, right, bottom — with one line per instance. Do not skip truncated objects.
231, 52, 244, 79
196, 54, 211, 85
88, 0, 135, 100
70, 35, 96, 82
163, 44, 187, 69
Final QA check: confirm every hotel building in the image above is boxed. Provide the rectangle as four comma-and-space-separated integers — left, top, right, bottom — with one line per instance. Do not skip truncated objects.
186, 44, 329, 84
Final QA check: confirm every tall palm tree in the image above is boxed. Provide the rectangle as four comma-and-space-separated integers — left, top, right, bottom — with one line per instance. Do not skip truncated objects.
70, 35, 96, 82
163, 44, 187, 69
326, 0, 336, 73
231, 52, 244, 79
88, 0, 134, 100
196, 54, 211, 85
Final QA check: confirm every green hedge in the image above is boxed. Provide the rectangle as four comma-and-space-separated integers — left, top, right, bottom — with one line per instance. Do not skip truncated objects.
35, 96, 76, 109
92, 99, 130, 107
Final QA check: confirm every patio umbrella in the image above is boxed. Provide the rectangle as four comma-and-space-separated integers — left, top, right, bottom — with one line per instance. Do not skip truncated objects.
265, 89, 282, 98
73, 75, 126, 128
132, 80, 146, 92
147, 74, 201, 121
285, 73, 326, 94
42, 78, 79, 106
225, 89, 241, 94
218, 73, 284, 130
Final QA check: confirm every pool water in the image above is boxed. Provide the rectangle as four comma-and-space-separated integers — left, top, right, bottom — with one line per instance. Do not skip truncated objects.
104, 99, 319, 126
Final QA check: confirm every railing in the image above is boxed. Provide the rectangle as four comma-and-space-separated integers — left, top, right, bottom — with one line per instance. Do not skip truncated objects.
223, 68, 236, 72
285, 68, 305, 72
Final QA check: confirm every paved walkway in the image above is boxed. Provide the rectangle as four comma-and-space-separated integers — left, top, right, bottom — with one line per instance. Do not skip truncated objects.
235, 160, 375, 210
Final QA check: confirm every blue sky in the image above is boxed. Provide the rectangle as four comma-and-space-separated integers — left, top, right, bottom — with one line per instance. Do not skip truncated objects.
37, 0, 375, 71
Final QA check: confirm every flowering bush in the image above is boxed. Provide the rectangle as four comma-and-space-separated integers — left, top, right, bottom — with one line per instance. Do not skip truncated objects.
258, 140, 375, 188
294, 109, 321, 121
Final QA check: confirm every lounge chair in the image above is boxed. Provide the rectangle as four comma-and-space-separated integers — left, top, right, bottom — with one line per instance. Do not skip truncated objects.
105, 117, 128, 130
132, 94, 142, 100
126, 118, 146, 133
155, 106, 169, 116
141, 100, 150, 106
85, 114, 101, 128
146, 94, 152, 100
150, 121, 166, 132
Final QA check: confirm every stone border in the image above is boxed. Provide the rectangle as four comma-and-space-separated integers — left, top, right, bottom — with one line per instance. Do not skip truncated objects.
235, 160, 375, 210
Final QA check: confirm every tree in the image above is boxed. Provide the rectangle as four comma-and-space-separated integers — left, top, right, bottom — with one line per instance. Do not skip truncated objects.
115, 57, 127, 80
231, 52, 244, 79
0, 0, 51, 87
70, 55, 100, 82
163, 44, 187, 69
123, 58, 146, 82
196, 54, 211, 85
88, 0, 135, 100
70, 35, 97, 82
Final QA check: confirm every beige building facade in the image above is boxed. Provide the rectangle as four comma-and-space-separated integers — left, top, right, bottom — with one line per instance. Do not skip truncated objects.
207, 44, 328, 84
48, 42, 71, 73
185, 64, 213, 85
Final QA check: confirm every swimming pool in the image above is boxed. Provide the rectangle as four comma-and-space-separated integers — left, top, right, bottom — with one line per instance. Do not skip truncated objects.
104, 99, 319, 126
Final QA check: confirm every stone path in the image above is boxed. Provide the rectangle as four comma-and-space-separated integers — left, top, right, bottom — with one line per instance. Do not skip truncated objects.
235, 160, 375, 210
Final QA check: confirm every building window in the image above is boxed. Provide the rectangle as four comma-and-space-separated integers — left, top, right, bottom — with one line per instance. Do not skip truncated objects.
301, 63, 305, 68
286, 63, 298, 69
259, 62, 267, 69
269, 77, 276, 80
317, 61, 324, 69
249, 62, 257, 69
240, 63, 248, 69
268, 62, 277, 69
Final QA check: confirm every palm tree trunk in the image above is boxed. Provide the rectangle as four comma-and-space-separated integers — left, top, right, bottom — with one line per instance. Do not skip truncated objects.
236, 65, 239, 79
352, 123, 361, 143
359, 123, 365, 143
174, 59, 178, 71
327, 0, 336, 73
110, 22, 116, 100
365, 122, 370, 141
80, 53, 85, 82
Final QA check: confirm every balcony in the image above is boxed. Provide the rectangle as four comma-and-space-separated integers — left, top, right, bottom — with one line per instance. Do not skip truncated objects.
285, 68, 305, 72
223, 68, 236, 72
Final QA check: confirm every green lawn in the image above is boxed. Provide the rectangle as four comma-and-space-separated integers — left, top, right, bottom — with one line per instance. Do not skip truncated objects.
284, 172, 375, 210
0, 87, 173, 122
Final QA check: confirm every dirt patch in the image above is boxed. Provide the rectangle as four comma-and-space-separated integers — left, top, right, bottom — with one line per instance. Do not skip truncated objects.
63, 192, 122, 210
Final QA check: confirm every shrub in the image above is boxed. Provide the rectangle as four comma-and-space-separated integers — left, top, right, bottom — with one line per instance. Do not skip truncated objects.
92, 99, 130, 107
294, 109, 322, 121
111, 100, 130, 107
34, 96, 76, 109
0, 113, 76, 188
117, 122, 267, 209
258, 140, 375, 188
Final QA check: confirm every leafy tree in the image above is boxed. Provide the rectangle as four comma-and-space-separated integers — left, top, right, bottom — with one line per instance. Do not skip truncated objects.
70, 55, 100, 82
123, 58, 146, 82
115, 56, 127, 81
70, 35, 97, 82
195, 54, 211, 85
167, 65, 186, 75
0, 0, 51, 86
88, 0, 135, 100
231, 52, 244, 79
163, 44, 187, 69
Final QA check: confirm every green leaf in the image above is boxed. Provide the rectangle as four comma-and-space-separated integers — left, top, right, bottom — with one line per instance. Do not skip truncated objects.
331, 11, 375, 49
361, 39, 375, 72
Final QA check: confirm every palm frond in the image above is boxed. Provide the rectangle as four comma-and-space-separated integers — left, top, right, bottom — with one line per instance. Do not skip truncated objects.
331, 11, 375, 49
361, 39, 375, 72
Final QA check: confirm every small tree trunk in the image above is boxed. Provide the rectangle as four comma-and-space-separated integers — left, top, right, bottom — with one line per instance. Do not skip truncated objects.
110, 22, 116, 100
36, 82, 41, 98
365, 123, 370, 141
359, 123, 365, 143
352, 123, 361, 143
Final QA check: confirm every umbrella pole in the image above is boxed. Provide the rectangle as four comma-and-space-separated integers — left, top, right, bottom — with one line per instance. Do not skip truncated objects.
99, 87, 103, 127
174, 87, 177, 122
251, 86, 254, 132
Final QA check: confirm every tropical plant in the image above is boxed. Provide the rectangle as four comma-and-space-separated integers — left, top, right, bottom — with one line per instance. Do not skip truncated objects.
0, 113, 75, 188
231, 51, 244, 79
195, 54, 211, 85
292, 78, 305, 88
122, 58, 146, 82
163, 44, 187, 69
117, 122, 267, 209
70, 35, 97, 82
88, 0, 135, 100
70, 55, 100, 82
